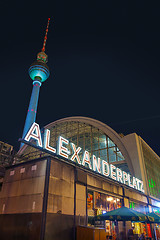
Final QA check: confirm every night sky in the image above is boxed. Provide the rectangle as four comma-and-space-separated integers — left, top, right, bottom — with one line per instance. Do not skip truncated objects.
1, 1, 160, 156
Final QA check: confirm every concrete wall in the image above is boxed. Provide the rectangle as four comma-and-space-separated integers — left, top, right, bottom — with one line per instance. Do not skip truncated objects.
121, 133, 148, 194
0, 159, 47, 240
45, 159, 75, 240
0, 156, 149, 240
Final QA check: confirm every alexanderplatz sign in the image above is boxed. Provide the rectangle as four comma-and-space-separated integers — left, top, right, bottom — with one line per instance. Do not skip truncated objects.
22, 122, 144, 193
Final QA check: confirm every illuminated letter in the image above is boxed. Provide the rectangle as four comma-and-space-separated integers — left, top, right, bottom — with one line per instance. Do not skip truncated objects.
82, 151, 92, 169
110, 164, 116, 180
70, 143, 81, 164
132, 177, 137, 190
44, 129, 56, 153
136, 178, 144, 192
102, 160, 109, 177
128, 174, 133, 188
136, 178, 141, 191
123, 171, 128, 185
92, 155, 101, 173
24, 122, 42, 147
116, 168, 123, 183
140, 181, 144, 193
58, 136, 70, 159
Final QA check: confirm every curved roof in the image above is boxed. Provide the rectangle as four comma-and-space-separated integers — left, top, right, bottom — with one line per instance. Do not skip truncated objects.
45, 116, 134, 174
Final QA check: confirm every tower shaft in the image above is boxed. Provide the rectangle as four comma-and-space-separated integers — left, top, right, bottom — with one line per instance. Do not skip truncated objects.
21, 79, 41, 148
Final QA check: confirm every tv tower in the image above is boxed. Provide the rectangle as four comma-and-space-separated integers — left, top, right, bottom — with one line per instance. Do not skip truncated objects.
20, 18, 50, 148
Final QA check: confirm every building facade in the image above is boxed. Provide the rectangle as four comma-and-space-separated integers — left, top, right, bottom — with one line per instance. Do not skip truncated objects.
0, 116, 160, 239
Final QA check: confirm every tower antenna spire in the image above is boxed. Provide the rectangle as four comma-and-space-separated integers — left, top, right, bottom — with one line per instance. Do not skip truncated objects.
42, 18, 50, 52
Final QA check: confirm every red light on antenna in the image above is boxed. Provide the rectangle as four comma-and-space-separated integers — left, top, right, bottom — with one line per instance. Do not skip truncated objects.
41, 18, 50, 52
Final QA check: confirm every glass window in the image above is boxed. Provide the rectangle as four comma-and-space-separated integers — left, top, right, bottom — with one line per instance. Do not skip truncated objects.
100, 149, 108, 161
92, 150, 99, 159
117, 148, 125, 161
93, 191, 122, 213
84, 126, 92, 152
21, 121, 126, 168
108, 139, 115, 148
108, 147, 117, 163
87, 190, 94, 210
92, 128, 99, 151
99, 134, 107, 149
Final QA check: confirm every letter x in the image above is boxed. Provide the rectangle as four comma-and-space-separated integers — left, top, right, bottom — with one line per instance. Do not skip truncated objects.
70, 143, 81, 164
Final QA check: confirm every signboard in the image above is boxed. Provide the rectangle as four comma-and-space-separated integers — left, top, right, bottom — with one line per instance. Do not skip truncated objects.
23, 122, 144, 193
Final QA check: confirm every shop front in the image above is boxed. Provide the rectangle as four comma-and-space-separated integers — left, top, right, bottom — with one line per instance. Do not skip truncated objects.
16, 117, 151, 240
87, 193, 144, 239
86, 187, 149, 240
129, 201, 152, 238
2, 116, 159, 240
151, 206, 160, 240
86, 176, 151, 240
87, 189, 122, 237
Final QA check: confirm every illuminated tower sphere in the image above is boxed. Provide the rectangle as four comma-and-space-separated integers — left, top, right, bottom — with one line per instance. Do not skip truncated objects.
20, 18, 50, 148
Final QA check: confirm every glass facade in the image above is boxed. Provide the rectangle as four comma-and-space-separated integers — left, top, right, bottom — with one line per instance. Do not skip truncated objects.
141, 141, 160, 199
129, 201, 146, 214
87, 189, 122, 236
129, 201, 150, 237
22, 121, 126, 167
51, 121, 125, 164
87, 189, 122, 218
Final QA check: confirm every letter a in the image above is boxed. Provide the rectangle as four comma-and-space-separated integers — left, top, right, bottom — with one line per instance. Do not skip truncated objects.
24, 122, 42, 147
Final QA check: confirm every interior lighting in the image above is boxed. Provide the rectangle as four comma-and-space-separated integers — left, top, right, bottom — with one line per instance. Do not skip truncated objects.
107, 197, 113, 201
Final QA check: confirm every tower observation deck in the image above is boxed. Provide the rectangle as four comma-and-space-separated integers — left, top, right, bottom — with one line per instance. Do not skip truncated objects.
20, 18, 50, 148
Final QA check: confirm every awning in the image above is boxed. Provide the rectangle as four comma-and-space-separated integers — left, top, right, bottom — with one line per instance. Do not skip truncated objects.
94, 206, 147, 222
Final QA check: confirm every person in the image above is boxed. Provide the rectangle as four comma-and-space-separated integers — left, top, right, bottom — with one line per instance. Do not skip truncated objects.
127, 227, 134, 240
139, 233, 145, 240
